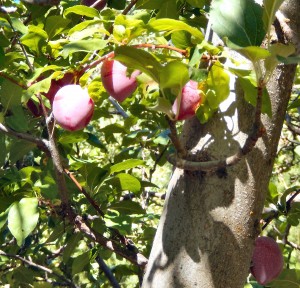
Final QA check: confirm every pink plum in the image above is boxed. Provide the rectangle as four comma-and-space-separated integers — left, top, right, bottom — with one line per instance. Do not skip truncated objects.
45, 73, 75, 104
101, 59, 140, 102
250, 236, 284, 285
172, 80, 202, 121
52, 84, 94, 131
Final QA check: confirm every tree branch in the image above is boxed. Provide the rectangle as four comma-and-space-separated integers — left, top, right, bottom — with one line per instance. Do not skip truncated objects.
95, 254, 121, 288
38, 95, 72, 218
0, 123, 50, 153
64, 168, 105, 217
74, 216, 148, 269
132, 43, 188, 56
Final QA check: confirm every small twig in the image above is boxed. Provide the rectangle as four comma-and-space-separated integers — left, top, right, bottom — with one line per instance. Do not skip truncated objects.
81, 51, 114, 74
64, 168, 105, 218
122, 0, 139, 15
166, 116, 187, 158
95, 254, 121, 288
0, 251, 76, 287
262, 189, 300, 230
74, 216, 148, 268
109, 96, 129, 118
132, 43, 188, 56
5, 15, 34, 72
286, 118, 300, 135
286, 240, 300, 250
90, 0, 106, 8
0, 71, 27, 89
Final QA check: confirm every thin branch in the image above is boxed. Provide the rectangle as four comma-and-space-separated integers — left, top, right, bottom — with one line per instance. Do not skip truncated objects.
166, 116, 187, 158
5, 15, 34, 72
74, 216, 148, 269
64, 168, 105, 217
286, 240, 300, 250
0, 71, 27, 89
168, 79, 265, 171
90, 0, 106, 8
132, 43, 188, 56
262, 189, 300, 230
76, 216, 148, 268
95, 254, 121, 288
0, 123, 49, 153
37, 94, 72, 218
109, 96, 129, 118
122, 0, 139, 15
0, 251, 77, 287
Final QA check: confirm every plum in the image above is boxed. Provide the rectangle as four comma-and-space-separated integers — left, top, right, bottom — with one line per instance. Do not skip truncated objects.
172, 80, 202, 121
101, 59, 140, 102
250, 236, 284, 285
52, 84, 94, 131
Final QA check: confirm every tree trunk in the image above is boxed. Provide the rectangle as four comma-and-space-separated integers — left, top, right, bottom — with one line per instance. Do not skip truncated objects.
143, 2, 299, 287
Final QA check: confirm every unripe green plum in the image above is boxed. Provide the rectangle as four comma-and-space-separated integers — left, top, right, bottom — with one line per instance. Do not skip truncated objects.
250, 236, 284, 285
172, 80, 202, 121
101, 59, 140, 102
52, 84, 94, 131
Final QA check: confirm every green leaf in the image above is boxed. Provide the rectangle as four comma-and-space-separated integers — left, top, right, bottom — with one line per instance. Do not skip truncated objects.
171, 30, 192, 49
63, 233, 82, 263
0, 209, 9, 230
108, 201, 145, 215
44, 16, 71, 39
61, 39, 107, 58
109, 159, 145, 174
0, 133, 6, 167
156, 0, 179, 19
108, 0, 126, 10
148, 18, 204, 43
268, 269, 300, 288
20, 25, 48, 56
148, 97, 173, 118
114, 46, 162, 83
6, 106, 29, 133
159, 61, 190, 90
238, 76, 272, 117
24, 76, 52, 101
136, 0, 162, 9
263, 0, 285, 44
115, 173, 141, 193
210, 0, 266, 47
277, 55, 300, 64
72, 251, 91, 275
235, 46, 271, 63
8, 198, 39, 246
59, 131, 89, 144
0, 79, 23, 110
206, 62, 230, 109
64, 5, 100, 18
265, 43, 295, 74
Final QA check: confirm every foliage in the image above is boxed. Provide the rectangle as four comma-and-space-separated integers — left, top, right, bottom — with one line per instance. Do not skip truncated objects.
0, 0, 299, 287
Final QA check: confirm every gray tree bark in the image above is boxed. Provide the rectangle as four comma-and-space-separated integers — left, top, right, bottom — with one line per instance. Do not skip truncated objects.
143, 1, 300, 287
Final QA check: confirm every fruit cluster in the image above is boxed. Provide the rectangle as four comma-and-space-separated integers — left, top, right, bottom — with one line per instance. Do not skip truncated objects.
28, 55, 203, 131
